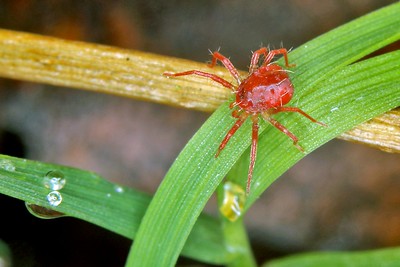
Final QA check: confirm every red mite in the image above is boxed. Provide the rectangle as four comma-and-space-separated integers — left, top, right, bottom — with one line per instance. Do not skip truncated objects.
164, 47, 326, 194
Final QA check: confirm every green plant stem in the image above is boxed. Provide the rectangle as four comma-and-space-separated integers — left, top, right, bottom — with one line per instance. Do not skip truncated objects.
222, 218, 257, 267
217, 183, 257, 267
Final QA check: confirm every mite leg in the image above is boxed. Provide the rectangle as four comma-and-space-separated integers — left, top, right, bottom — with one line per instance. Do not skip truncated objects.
246, 116, 259, 195
271, 107, 327, 127
163, 70, 235, 90
216, 113, 249, 157
249, 47, 268, 74
263, 48, 296, 68
209, 51, 242, 84
262, 114, 304, 152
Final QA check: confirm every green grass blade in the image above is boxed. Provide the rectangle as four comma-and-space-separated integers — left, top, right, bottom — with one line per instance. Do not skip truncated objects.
0, 155, 227, 264
288, 3, 400, 87
263, 247, 400, 267
222, 218, 257, 267
126, 3, 400, 266
125, 102, 250, 266
247, 50, 400, 204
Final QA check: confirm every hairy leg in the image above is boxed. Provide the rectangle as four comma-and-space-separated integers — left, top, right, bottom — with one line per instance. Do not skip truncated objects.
209, 51, 242, 84
246, 115, 259, 194
263, 48, 296, 68
262, 113, 304, 152
163, 70, 235, 90
216, 113, 249, 157
270, 107, 327, 127
249, 47, 268, 73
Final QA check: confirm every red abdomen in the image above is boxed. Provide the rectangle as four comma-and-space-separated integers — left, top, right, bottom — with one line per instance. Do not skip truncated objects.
236, 64, 294, 113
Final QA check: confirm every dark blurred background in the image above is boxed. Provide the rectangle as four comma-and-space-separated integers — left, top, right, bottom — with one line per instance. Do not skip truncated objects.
0, 1, 399, 266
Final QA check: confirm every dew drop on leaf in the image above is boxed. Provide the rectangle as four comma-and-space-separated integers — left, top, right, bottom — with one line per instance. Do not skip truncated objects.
25, 202, 66, 219
114, 185, 124, 193
219, 181, 246, 222
43, 171, 66, 190
46, 191, 63, 207
0, 160, 16, 172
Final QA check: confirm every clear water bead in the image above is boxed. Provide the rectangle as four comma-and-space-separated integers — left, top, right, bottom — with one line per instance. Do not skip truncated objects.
0, 159, 16, 172
25, 202, 66, 219
219, 181, 246, 222
46, 191, 63, 207
43, 171, 66, 190
114, 185, 124, 193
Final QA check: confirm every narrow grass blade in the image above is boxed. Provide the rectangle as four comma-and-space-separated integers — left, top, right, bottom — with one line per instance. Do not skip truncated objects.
0, 155, 227, 264
263, 247, 400, 267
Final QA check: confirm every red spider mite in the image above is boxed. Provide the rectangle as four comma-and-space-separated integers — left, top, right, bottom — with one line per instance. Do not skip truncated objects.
164, 47, 326, 194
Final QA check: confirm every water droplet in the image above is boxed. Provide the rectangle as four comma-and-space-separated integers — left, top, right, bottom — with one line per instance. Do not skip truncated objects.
114, 185, 124, 193
219, 181, 246, 222
43, 171, 66, 190
25, 202, 66, 219
0, 160, 16, 172
47, 191, 63, 207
